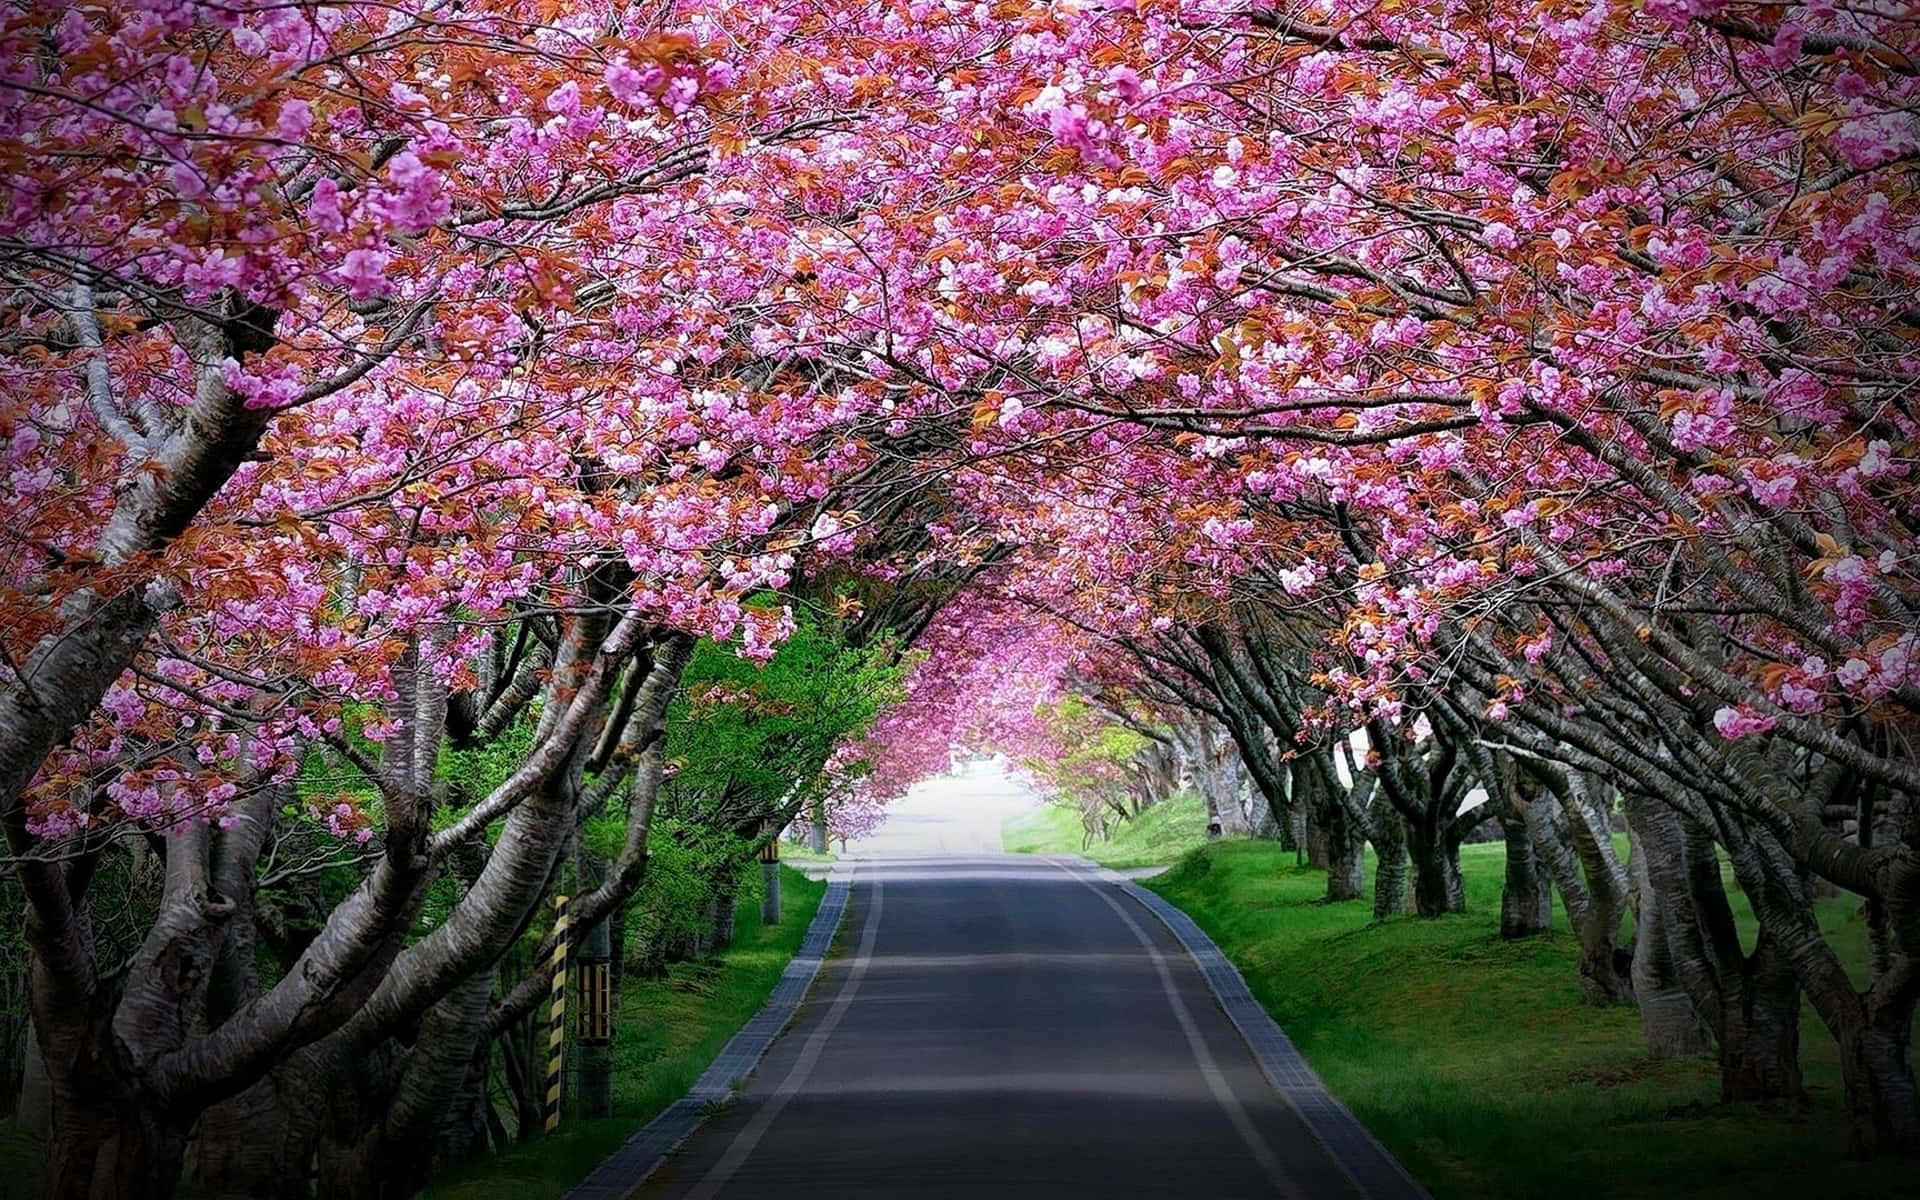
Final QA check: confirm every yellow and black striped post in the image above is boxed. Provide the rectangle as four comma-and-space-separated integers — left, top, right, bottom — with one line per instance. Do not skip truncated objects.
543, 893, 569, 1134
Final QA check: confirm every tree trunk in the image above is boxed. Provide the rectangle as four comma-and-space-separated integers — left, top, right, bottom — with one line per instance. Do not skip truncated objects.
1522, 785, 1590, 930
1552, 773, 1632, 1004
500, 1018, 542, 1143
1200, 773, 1251, 838
1405, 821, 1465, 917
1324, 808, 1366, 903
1479, 753, 1551, 940
1246, 778, 1280, 839
1572, 892, 1631, 1003
18, 1017, 50, 1141
435, 1045, 494, 1169
35, 826, 234, 1200
1644, 795, 1808, 1106
37, 980, 193, 1200
37, 614, 642, 1200
197, 1065, 317, 1200
1219, 780, 1253, 838
1300, 762, 1366, 903
45, 1088, 191, 1200
293, 968, 497, 1200
760, 860, 783, 928
1181, 719, 1253, 841
1701, 818, 1812, 1111
1720, 931, 1806, 1107
1751, 850, 1920, 1156
1278, 787, 1302, 855
1304, 809, 1329, 870
373, 968, 501, 1196
1834, 1021, 1920, 1158
712, 889, 737, 953
1370, 805, 1409, 920
1626, 825, 1709, 1056
1497, 805, 1553, 939
195, 627, 676, 1200
1445, 829, 1468, 911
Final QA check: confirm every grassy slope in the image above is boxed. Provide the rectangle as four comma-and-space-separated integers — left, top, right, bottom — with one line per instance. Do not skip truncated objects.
1150, 840, 1916, 1200
1001, 791, 1209, 868
423, 866, 827, 1200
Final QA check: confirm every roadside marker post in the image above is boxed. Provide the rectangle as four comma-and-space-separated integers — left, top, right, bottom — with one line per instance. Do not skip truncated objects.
578, 868, 615, 1120
544, 893, 569, 1133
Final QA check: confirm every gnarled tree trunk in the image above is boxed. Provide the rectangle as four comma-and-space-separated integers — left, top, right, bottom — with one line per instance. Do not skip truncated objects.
1628, 792, 1807, 1105
1404, 819, 1465, 917
1496, 804, 1553, 939
1370, 804, 1410, 920
1625, 823, 1709, 1056
1555, 773, 1632, 1004
1323, 790, 1367, 904
1298, 752, 1368, 903
1719, 930, 1805, 1106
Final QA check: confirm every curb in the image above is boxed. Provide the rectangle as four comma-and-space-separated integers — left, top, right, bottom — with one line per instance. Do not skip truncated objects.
563, 868, 854, 1200
1061, 856, 1431, 1200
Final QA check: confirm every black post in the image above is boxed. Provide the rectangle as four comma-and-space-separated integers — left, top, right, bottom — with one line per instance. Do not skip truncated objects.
577, 860, 614, 1119
760, 818, 782, 926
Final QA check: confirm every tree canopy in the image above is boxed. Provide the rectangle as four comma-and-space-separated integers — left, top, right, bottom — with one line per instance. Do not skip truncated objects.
2, 0, 1916, 1190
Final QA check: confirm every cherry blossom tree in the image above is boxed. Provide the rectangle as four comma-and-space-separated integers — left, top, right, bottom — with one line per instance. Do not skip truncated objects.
7, 0, 1918, 1185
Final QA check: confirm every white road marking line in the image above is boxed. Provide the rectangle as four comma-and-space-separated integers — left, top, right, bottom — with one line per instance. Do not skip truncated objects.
1049, 857, 1305, 1199
683, 871, 884, 1200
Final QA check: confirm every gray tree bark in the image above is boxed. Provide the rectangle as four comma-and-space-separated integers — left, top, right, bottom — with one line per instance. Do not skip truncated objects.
1496, 804, 1553, 940
1627, 793, 1807, 1106
1520, 781, 1590, 932
1370, 804, 1410, 920
1404, 819, 1466, 917
1626, 822, 1711, 1056
190, 625, 681, 1199
1178, 717, 1251, 839
1539, 768, 1633, 1004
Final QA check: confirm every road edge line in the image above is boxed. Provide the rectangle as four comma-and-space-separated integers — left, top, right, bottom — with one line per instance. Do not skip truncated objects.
1055, 855, 1432, 1200
563, 865, 856, 1200
1044, 856, 1307, 1196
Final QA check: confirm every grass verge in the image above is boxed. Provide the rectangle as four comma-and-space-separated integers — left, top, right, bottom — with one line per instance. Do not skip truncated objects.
779, 842, 838, 867
422, 865, 827, 1200
1001, 791, 1209, 868
1150, 839, 1916, 1200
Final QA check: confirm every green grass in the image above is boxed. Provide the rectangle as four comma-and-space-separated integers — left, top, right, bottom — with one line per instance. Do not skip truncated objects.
422, 866, 827, 1199
1001, 791, 1209, 868
1150, 839, 1916, 1200
778, 841, 838, 866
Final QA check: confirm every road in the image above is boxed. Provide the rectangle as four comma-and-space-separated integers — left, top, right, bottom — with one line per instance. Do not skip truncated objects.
631, 854, 1368, 1200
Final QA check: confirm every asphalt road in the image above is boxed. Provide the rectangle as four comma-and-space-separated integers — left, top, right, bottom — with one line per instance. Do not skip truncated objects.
632, 856, 1366, 1200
